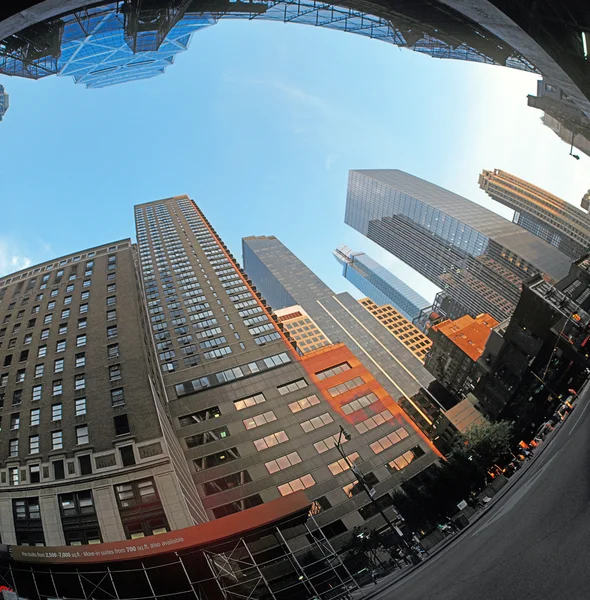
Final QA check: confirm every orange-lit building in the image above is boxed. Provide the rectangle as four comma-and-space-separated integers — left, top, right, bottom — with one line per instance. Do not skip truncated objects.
359, 298, 432, 362
425, 313, 498, 400
275, 305, 332, 354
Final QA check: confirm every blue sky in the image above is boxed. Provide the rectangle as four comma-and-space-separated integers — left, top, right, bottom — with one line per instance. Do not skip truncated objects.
0, 18, 589, 303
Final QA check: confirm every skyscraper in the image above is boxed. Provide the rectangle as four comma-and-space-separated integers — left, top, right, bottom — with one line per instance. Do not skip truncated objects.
242, 235, 446, 424
344, 169, 572, 322
134, 197, 438, 538
0, 84, 8, 121
274, 305, 332, 354
333, 246, 431, 324
479, 168, 590, 260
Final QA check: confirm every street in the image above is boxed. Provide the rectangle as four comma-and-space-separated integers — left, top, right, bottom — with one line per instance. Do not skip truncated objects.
377, 385, 590, 600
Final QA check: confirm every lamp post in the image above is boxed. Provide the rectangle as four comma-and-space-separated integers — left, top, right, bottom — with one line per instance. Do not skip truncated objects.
334, 426, 414, 554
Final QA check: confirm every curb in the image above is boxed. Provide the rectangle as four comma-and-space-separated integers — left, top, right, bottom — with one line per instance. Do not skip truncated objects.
356, 387, 589, 599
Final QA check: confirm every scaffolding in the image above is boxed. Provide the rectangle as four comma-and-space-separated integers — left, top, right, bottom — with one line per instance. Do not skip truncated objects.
0, 510, 360, 600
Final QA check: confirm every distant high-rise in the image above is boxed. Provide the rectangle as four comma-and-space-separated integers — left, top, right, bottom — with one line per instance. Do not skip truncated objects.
479, 169, 590, 260
0, 84, 9, 121
345, 169, 572, 322
333, 246, 431, 324
242, 235, 447, 425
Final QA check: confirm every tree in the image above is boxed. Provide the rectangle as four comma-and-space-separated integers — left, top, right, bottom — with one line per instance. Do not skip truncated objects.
460, 421, 514, 468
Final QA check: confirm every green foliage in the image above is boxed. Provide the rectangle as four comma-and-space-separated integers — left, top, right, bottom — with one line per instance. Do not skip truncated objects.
460, 420, 514, 467
392, 421, 514, 531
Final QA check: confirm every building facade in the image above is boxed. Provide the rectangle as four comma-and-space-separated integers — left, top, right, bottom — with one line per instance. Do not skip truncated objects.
274, 305, 332, 354
479, 168, 590, 260
333, 246, 431, 325
242, 235, 451, 441
134, 197, 437, 543
359, 298, 432, 363
425, 313, 498, 400
344, 169, 572, 322
0, 83, 8, 121
0, 240, 202, 546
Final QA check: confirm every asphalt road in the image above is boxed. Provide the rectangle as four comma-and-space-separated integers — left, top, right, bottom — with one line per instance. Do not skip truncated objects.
378, 386, 590, 600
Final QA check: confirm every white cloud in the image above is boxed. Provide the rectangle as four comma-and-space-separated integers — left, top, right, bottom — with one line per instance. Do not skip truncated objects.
0, 239, 33, 277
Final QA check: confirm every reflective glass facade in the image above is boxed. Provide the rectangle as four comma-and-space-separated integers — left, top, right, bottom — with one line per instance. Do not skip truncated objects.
345, 170, 572, 322
0, 0, 538, 86
333, 247, 430, 323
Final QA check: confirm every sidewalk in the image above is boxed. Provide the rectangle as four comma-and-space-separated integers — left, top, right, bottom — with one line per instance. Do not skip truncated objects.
350, 383, 590, 599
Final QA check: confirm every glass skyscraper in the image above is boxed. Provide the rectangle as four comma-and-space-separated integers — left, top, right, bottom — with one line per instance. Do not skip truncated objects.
333, 246, 431, 323
344, 169, 572, 322
479, 168, 590, 260
242, 235, 446, 412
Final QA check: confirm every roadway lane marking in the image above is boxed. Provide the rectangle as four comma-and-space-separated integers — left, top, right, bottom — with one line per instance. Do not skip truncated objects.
471, 451, 560, 536
568, 399, 590, 436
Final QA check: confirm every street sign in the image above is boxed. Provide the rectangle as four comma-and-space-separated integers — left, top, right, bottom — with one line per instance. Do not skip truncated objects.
369, 487, 376, 498
457, 500, 468, 510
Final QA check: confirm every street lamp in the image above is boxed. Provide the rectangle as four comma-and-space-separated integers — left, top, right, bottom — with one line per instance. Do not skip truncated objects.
570, 132, 581, 160
334, 426, 414, 554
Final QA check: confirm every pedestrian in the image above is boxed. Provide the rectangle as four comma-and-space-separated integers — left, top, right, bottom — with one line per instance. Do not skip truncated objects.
371, 569, 378, 586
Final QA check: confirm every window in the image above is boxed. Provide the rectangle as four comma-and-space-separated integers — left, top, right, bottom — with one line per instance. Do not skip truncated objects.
78, 318, 87, 329
83, 280, 91, 288
40, 328, 49, 340
30, 408, 40, 426
369, 428, 409, 454
315, 362, 351, 380
10, 413, 20, 430
52, 403, 62, 421
79, 303, 88, 314
385, 446, 425, 473
16, 369, 26, 383
77, 334, 87, 347
54, 358, 64, 373
114, 414, 130, 436
107, 343, 119, 359
73, 374, 85, 391
278, 474, 316, 496
107, 283, 116, 292
234, 393, 266, 411
109, 364, 121, 380
107, 309, 116, 321
107, 326, 117, 339
23, 333, 32, 344
106, 296, 116, 306
37, 345, 47, 358
52, 430, 63, 450
288, 394, 321, 413
253, 430, 289, 451
341, 392, 379, 415
12, 390, 22, 405
328, 452, 360, 476
75, 398, 86, 416
61, 309, 70, 319
193, 447, 240, 470
327, 377, 365, 397
75, 353, 85, 368
76, 425, 89, 445
53, 380, 63, 396
111, 388, 124, 407
35, 364, 44, 377
9, 439, 18, 457
53, 459, 65, 479
178, 406, 221, 427
30, 465, 40, 483
265, 452, 302, 474
277, 379, 308, 395
243, 410, 277, 430
300, 413, 334, 433
30, 435, 40, 454
81, 291, 90, 300
9, 467, 19, 486
203, 471, 253, 496
44, 314, 53, 324
58, 324, 68, 335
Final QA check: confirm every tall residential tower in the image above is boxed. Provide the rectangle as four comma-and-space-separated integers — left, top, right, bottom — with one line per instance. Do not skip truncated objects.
344, 169, 572, 321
